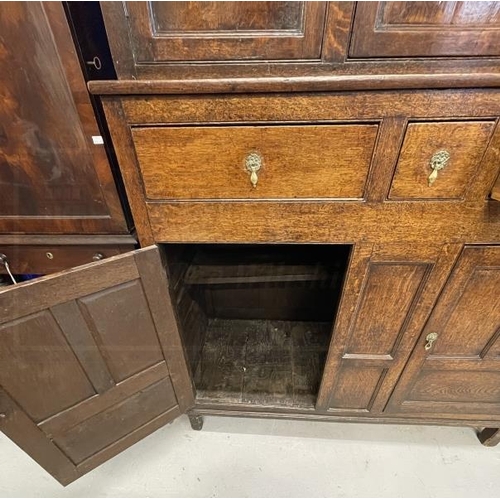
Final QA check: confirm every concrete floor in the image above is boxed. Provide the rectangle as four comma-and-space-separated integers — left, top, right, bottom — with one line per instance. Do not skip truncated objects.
1, 415, 499, 497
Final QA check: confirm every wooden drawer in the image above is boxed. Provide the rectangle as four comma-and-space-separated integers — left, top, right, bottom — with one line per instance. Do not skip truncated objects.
132, 125, 378, 200
0, 243, 136, 275
389, 121, 496, 200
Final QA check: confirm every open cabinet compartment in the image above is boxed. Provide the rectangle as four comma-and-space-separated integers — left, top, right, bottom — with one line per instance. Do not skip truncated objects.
165, 244, 351, 409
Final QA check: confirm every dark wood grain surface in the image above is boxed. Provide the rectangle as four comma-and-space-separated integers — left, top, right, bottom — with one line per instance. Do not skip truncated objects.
0, 2, 127, 235
0, 243, 135, 275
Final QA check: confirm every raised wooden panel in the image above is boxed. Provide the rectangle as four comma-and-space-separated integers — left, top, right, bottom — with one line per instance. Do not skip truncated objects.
54, 378, 177, 464
104, 1, 327, 71
152, 2, 304, 32
78, 280, 164, 382
347, 263, 428, 356
132, 125, 378, 200
381, 2, 500, 26
0, 311, 95, 422
408, 370, 500, 404
0, 2, 127, 234
387, 246, 500, 417
351, 2, 500, 58
389, 121, 496, 201
329, 365, 385, 411
431, 269, 500, 357
0, 248, 193, 485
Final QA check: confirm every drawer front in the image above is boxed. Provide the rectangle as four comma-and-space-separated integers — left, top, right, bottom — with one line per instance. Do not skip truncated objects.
0, 244, 135, 275
132, 125, 378, 200
389, 121, 496, 200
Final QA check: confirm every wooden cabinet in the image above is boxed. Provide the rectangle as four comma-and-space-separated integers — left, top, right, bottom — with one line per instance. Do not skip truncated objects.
387, 246, 500, 418
3, 0, 500, 487
0, 239, 133, 275
351, 2, 500, 58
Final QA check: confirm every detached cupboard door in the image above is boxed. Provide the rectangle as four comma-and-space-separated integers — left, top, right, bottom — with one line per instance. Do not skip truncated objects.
351, 2, 500, 58
387, 246, 500, 420
0, 247, 193, 485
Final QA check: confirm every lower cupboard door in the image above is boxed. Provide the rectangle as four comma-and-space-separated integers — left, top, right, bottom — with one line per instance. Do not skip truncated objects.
386, 246, 500, 420
0, 246, 194, 485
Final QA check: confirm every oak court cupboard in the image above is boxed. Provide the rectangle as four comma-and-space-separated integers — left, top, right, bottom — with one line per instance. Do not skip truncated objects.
1, 1, 500, 486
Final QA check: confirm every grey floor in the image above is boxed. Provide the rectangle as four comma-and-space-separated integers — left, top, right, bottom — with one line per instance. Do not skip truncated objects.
1, 415, 499, 497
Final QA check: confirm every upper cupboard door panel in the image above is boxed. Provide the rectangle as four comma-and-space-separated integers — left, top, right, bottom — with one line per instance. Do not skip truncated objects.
104, 2, 327, 69
351, 2, 500, 58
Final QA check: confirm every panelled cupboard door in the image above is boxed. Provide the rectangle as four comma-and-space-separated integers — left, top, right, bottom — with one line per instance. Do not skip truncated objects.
0, 247, 194, 485
316, 243, 462, 414
351, 2, 500, 58
386, 246, 500, 419
0, 2, 127, 235
101, 1, 328, 77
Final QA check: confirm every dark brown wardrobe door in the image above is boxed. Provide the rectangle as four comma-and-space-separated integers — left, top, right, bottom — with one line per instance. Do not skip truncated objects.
101, 2, 328, 77
387, 246, 500, 419
0, 2, 127, 235
0, 247, 193, 485
351, 2, 500, 58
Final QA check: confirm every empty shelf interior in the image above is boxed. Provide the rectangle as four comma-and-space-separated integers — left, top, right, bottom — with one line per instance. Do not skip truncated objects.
194, 319, 330, 408
165, 243, 350, 408
184, 245, 334, 285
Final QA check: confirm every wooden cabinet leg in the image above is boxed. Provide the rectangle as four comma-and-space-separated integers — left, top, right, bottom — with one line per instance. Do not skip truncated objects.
477, 428, 500, 447
188, 414, 204, 431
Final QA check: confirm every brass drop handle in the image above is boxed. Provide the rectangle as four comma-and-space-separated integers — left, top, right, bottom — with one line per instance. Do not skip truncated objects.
245, 152, 262, 188
424, 332, 439, 351
428, 150, 450, 186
